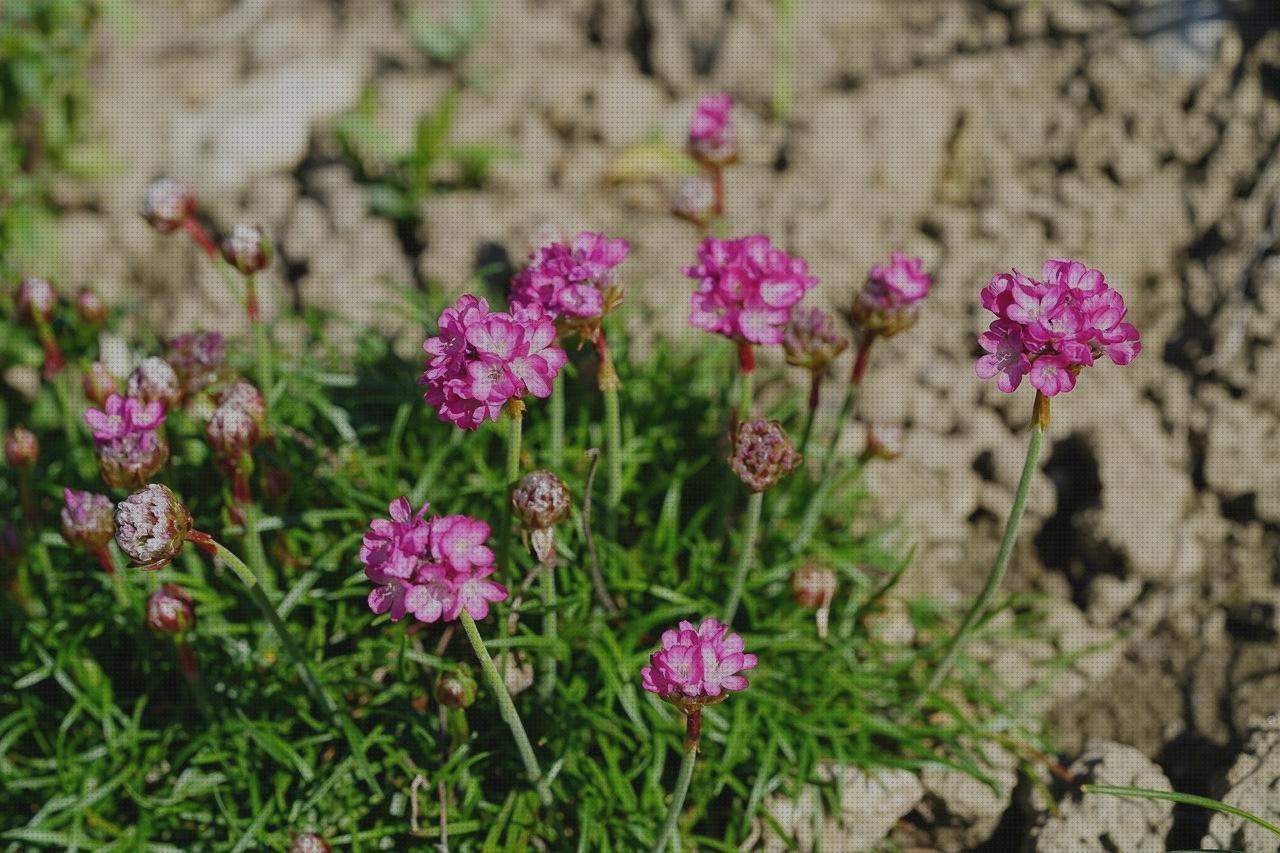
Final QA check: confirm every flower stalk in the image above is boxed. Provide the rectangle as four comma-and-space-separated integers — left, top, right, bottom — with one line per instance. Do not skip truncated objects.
598, 334, 623, 525
496, 403, 524, 580
722, 490, 763, 627
652, 711, 700, 853
549, 371, 565, 470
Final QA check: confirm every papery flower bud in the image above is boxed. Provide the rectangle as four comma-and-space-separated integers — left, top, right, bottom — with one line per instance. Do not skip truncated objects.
221, 224, 272, 274
114, 484, 191, 568
435, 665, 478, 709
673, 174, 717, 224
75, 288, 108, 326
512, 469, 571, 564
165, 332, 226, 395
97, 432, 170, 490
144, 179, 195, 234
288, 834, 332, 853
83, 362, 120, 408
207, 402, 259, 459
4, 427, 39, 468
15, 277, 58, 323
504, 653, 534, 697
728, 419, 800, 493
783, 307, 850, 372
791, 564, 838, 609
146, 584, 194, 635
126, 357, 182, 409
865, 420, 905, 461
60, 489, 115, 551
219, 378, 266, 426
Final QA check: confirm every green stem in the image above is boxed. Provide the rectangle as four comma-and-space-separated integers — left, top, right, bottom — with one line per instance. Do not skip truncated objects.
652, 742, 698, 853
52, 370, 81, 453
497, 406, 523, 579
537, 559, 557, 702
604, 383, 622, 514
459, 610, 551, 806
241, 500, 276, 595
797, 372, 820, 461
247, 274, 273, 398
722, 490, 764, 626
549, 372, 565, 470
790, 379, 859, 557
738, 368, 754, 420
916, 402, 1046, 707
1082, 784, 1280, 839
772, 0, 797, 121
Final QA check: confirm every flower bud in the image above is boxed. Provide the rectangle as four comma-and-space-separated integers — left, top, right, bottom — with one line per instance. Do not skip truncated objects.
97, 432, 170, 491
221, 224, 271, 274
673, 174, 716, 224
288, 833, 332, 853
4, 427, 39, 468
219, 378, 266, 426
146, 584, 194, 635
15, 277, 57, 323
435, 665, 478, 709
728, 419, 801, 493
60, 489, 116, 552
512, 470, 571, 530
126, 357, 182, 409
783, 307, 849, 372
144, 179, 195, 234
165, 332, 226, 395
207, 401, 259, 459
791, 564, 838, 609
75, 288, 108, 326
84, 362, 120, 408
865, 420, 905, 461
114, 484, 191, 568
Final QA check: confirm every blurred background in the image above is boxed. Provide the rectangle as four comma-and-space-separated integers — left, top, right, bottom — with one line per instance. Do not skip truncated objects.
4, 0, 1279, 846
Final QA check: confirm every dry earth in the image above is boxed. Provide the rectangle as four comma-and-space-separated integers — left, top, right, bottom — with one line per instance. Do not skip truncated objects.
36, 0, 1280, 848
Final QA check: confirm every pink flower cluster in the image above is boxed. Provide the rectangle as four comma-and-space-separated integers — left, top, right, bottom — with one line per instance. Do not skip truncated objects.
686, 236, 818, 346
85, 393, 165, 443
689, 94, 735, 164
976, 260, 1141, 397
421, 295, 568, 430
641, 617, 757, 709
851, 251, 933, 336
84, 394, 169, 489
361, 497, 508, 624
509, 232, 630, 321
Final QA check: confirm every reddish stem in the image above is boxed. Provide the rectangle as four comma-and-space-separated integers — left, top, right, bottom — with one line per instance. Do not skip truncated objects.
807, 370, 822, 412
737, 342, 755, 374
710, 166, 725, 218
245, 278, 260, 321
95, 546, 116, 577
594, 328, 610, 363
186, 529, 217, 556
683, 708, 703, 752
177, 640, 200, 681
849, 334, 875, 386
33, 314, 64, 379
181, 216, 219, 259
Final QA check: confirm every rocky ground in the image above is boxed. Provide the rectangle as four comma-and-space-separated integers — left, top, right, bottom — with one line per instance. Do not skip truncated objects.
41, 0, 1280, 848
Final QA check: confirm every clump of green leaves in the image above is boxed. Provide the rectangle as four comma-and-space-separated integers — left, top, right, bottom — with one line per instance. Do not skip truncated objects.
408, 0, 490, 64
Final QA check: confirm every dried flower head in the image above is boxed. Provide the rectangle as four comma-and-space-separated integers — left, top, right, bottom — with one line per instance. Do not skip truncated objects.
641, 617, 757, 712
791, 564, 838, 609
435, 665, 478, 709
783, 307, 850, 372
850, 252, 932, 337
728, 419, 801, 493
15, 277, 58, 324
146, 584, 195, 635
221, 224, 271, 274
166, 332, 226, 395
127, 357, 182, 408
60, 489, 116, 552
75, 288, 108, 326
687, 235, 818, 346
865, 421, 905, 461
4, 427, 38, 468
512, 469, 571, 563
288, 833, 332, 853
689, 94, 737, 165
144, 179, 195, 233
114, 484, 191, 569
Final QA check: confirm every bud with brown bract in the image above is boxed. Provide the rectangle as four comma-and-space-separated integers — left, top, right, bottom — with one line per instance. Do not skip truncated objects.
864, 420, 905, 461
435, 665, 478, 709
127, 357, 182, 409
791, 563, 838, 639
143, 179, 195, 234
15, 277, 57, 324
728, 419, 801, 493
60, 489, 115, 553
84, 362, 120, 407
146, 584, 194, 635
512, 469, 571, 564
4, 427, 38, 468
75, 288, 107, 326
114, 484, 191, 570
221, 224, 271, 275
207, 401, 260, 461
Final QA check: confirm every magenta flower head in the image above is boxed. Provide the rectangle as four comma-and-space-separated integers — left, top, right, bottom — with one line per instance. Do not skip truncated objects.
85, 394, 169, 490
728, 419, 801, 493
509, 232, 630, 341
144, 179, 195, 234
146, 584, 195, 636
60, 489, 116, 552
783, 307, 850, 372
221, 224, 271, 275
4, 427, 38, 468
641, 617, 757, 713
114, 484, 191, 569
85, 393, 166, 442
127, 357, 182, 409
850, 251, 932, 338
420, 295, 568, 430
687, 235, 818, 346
361, 497, 509, 624
976, 259, 1141, 399
15, 277, 58, 324
166, 332, 226, 395
689, 94, 737, 165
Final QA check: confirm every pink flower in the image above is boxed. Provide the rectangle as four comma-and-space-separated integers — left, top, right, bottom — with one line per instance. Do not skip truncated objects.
850, 252, 933, 336
641, 617, 757, 710
686, 235, 818, 346
85, 394, 170, 488
975, 260, 1141, 396
61, 489, 116, 552
84, 394, 166, 442
509, 232, 630, 333
421, 296, 568, 430
689, 94, 736, 164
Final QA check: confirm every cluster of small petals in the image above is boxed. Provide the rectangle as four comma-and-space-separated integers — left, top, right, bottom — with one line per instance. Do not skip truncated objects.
420, 295, 567, 430
976, 260, 1141, 396
146, 584, 195, 635
362, 498, 508, 624
688, 94, 736, 163
85, 394, 169, 489
686, 236, 818, 345
640, 617, 757, 708
851, 252, 933, 336
15, 277, 58, 323
783, 307, 849, 371
728, 419, 801, 493
4, 427, 38, 468
509, 231, 630, 321
127, 357, 182, 408
166, 332, 226, 394
114, 484, 191, 567
85, 393, 165, 442
60, 489, 116, 551
144, 179, 195, 233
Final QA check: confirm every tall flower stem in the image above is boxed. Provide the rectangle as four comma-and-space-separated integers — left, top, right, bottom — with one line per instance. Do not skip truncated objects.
245, 273, 272, 396
652, 710, 700, 853
549, 371, 565, 470
459, 610, 551, 806
916, 392, 1048, 708
31, 311, 65, 380
737, 343, 755, 418
241, 499, 277, 595
497, 404, 524, 579
797, 370, 821, 460
537, 556, 558, 701
598, 334, 623, 534
722, 489, 764, 626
